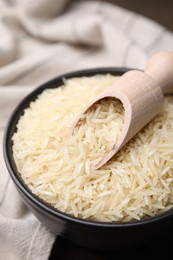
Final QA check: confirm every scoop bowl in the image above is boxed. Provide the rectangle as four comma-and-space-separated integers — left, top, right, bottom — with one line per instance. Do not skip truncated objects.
70, 52, 173, 169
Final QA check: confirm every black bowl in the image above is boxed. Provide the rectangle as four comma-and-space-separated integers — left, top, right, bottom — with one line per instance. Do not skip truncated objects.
3, 67, 173, 250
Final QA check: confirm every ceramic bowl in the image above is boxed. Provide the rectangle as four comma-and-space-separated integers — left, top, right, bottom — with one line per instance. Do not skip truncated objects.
3, 67, 173, 250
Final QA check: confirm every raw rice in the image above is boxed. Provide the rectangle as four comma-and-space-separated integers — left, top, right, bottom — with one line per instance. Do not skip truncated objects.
12, 74, 173, 222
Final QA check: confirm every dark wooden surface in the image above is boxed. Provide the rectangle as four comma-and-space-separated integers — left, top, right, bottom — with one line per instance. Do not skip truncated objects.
49, 232, 173, 260
104, 0, 173, 32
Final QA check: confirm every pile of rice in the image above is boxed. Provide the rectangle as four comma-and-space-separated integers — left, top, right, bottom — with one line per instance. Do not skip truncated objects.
12, 74, 173, 222
73, 97, 124, 166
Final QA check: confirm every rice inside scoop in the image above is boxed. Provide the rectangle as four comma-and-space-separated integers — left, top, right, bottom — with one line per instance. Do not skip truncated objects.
12, 74, 173, 222
73, 98, 124, 166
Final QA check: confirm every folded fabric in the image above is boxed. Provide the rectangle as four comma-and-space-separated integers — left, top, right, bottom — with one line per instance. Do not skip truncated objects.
1, 0, 173, 259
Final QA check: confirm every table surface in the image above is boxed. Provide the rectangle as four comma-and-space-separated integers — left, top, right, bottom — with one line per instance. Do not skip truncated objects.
49, 231, 173, 259
49, 1, 173, 258
104, 0, 173, 32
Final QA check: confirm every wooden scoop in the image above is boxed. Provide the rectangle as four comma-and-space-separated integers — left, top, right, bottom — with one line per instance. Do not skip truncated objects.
70, 51, 173, 169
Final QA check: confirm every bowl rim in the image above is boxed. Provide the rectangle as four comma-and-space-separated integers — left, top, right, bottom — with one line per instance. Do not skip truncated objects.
3, 66, 173, 228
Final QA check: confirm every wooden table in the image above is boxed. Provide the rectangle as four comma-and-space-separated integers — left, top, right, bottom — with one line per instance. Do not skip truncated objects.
105, 0, 173, 32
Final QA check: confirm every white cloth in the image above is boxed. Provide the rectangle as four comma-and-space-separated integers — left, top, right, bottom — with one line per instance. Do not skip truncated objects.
1, 0, 173, 259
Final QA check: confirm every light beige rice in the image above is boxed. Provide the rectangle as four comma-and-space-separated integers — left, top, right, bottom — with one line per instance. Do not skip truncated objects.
12, 74, 173, 222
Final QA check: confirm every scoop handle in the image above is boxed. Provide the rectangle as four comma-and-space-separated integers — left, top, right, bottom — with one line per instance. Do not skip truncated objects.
145, 51, 173, 94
